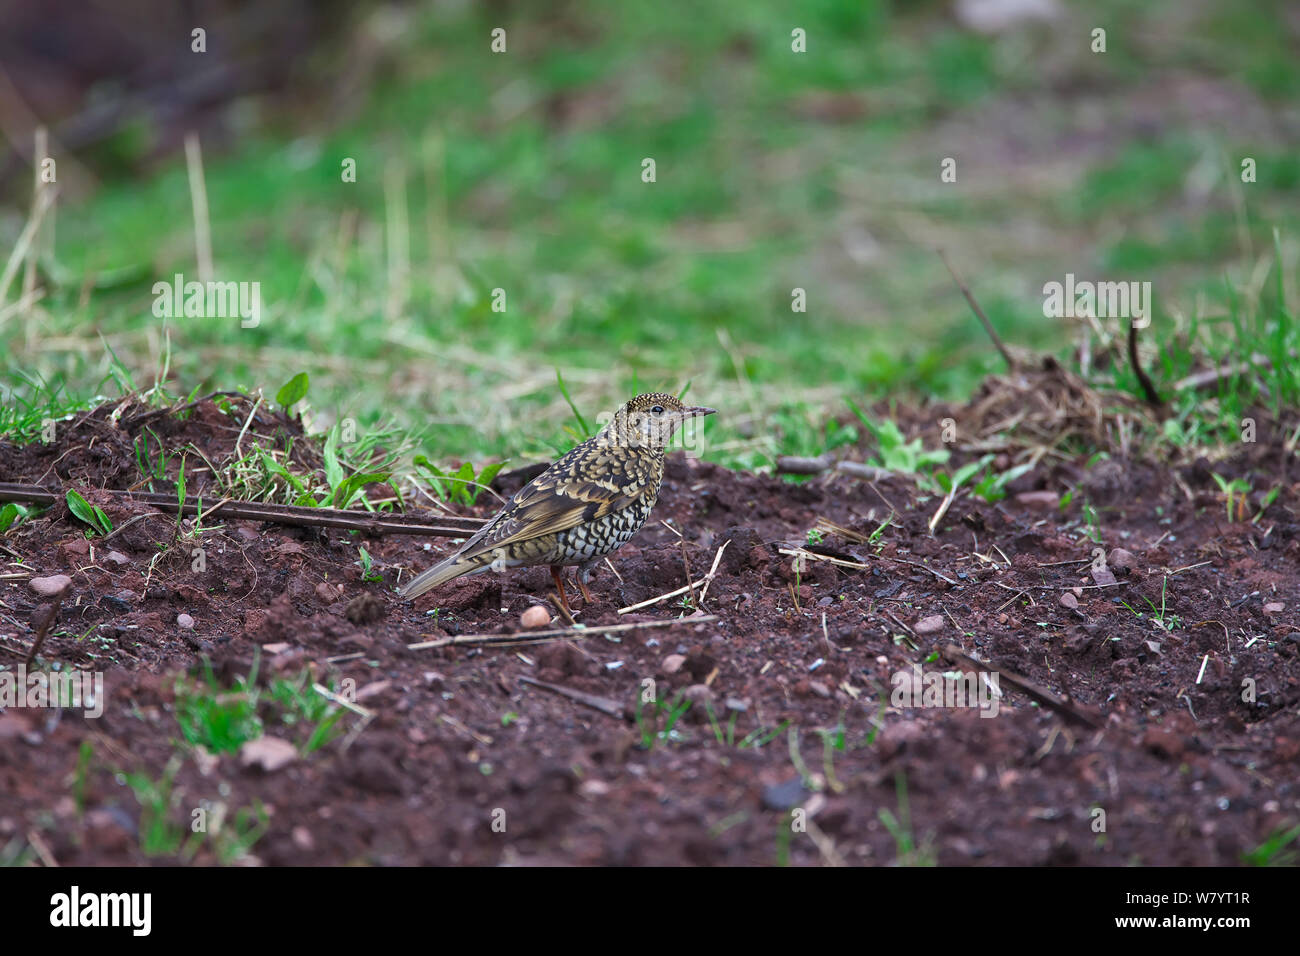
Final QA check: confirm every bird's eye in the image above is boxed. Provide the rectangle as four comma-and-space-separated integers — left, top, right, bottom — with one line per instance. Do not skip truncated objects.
652, 405, 664, 414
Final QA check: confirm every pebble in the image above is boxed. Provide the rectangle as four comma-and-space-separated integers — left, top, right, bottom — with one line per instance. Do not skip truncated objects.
520, 605, 550, 629
1059, 592, 1078, 610
1090, 565, 1118, 586
662, 654, 687, 674
239, 736, 298, 772
1264, 602, 1285, 614
104, 550, 130, 566
29, 575, 72, 597
1015, 491, 1059, 511
762, 777, 809, 811
914, 614, 945, 636
176, 613, 195, 629
682, 684, 714, 709
1108, 548, 1137, 571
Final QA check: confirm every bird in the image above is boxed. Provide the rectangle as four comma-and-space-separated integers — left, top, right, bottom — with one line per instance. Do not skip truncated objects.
397, 392, 716, 616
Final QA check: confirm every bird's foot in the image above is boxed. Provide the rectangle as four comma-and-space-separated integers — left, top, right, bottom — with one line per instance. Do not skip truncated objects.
549, 566, 577, 624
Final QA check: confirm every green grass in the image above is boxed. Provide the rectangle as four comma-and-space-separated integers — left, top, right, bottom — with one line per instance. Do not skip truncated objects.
3, 0, 1299, 471
174, 655, 348, 756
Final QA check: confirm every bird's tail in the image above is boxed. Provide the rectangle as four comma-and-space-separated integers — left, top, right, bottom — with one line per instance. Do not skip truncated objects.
397, 552, 491, 599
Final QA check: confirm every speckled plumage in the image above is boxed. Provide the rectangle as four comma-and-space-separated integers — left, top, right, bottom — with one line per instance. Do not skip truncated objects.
398, 393, 715, 613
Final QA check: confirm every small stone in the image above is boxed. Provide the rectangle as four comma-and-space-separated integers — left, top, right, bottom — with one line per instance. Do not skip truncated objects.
762, 777, 809, 811
176, 613, 195, 629
29, 575, 72, 597
1015, 491, 1059, 511
315, 582, 340, 603
914, 614, 945, 636
240, 736, 298, 772
355, 680, 391, 703
807, 680, 832, 699
1059, 592, 1078, 610
1264, 602, 1285, 614
682, 684, 714, 708
1108, 548, 1137, 571
1091, 565, 1118, 586
579, 779, 611, 798
104, 550, 130, 567
292, 826, 315, 851
520, 605, 551, 630
997, 613, 1009, 625
662, 654, 687, 675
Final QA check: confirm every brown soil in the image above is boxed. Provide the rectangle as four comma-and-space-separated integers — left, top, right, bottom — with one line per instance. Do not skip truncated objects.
1, 396, 1297, 866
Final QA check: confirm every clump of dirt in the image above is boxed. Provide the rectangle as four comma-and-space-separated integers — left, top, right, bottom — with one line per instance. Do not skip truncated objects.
1, 394, 1297, 865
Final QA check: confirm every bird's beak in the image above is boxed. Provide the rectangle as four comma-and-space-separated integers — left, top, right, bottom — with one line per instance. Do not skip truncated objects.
684, 406, 716, 419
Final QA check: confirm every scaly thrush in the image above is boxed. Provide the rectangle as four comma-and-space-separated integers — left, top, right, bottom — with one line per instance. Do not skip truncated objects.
397, 392, 716, 615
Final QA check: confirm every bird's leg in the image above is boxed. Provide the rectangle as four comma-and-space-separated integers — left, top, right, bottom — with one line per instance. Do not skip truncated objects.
576, 561, 596, 604
549, 565, 574, 618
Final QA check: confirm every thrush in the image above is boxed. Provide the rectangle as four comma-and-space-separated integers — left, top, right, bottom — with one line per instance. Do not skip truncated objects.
397, 392, 716, 615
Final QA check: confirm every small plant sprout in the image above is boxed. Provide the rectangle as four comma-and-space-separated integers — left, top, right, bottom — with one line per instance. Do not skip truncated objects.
1211, 473, 1252, 522
1120, 575, 1180, 632
65, 489, 113, 537
357, 546, 384, 582
413, 455, 505, 506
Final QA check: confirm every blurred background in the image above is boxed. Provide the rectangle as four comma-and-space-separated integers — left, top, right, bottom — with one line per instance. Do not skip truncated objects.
1, 0, 1297, 468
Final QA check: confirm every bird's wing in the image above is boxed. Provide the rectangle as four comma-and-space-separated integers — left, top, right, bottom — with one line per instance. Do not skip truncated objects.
455, 444, 657, 560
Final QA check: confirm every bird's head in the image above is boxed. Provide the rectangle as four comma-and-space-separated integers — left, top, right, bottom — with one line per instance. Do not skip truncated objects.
605, 392, 716, 449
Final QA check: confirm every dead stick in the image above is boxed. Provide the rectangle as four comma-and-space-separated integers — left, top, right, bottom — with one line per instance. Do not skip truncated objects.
407, 615, 717, 650
1128, 318, 1163, 409
25, 592, 64, 667
943, 643, 1102, 728
517, 675, 626, 719
0, 482, 483, 537
938, 249, 1017, 372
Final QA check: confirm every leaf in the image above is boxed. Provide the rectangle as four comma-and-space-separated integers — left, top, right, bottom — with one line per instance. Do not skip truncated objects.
951, 458, 987, 491
93, 507, 113, 534
276, 372, 309, 409
332, 472, 390, 510
473, 462, 506, 503
556, 369, 592, 438
66, 490, 110, 535
66, 489, 96, 525
259, 449, 305, 493
0, 502, 23, 534
323, 426, 343, 494
413, 455, 450, 500
453, 461, 476, 505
